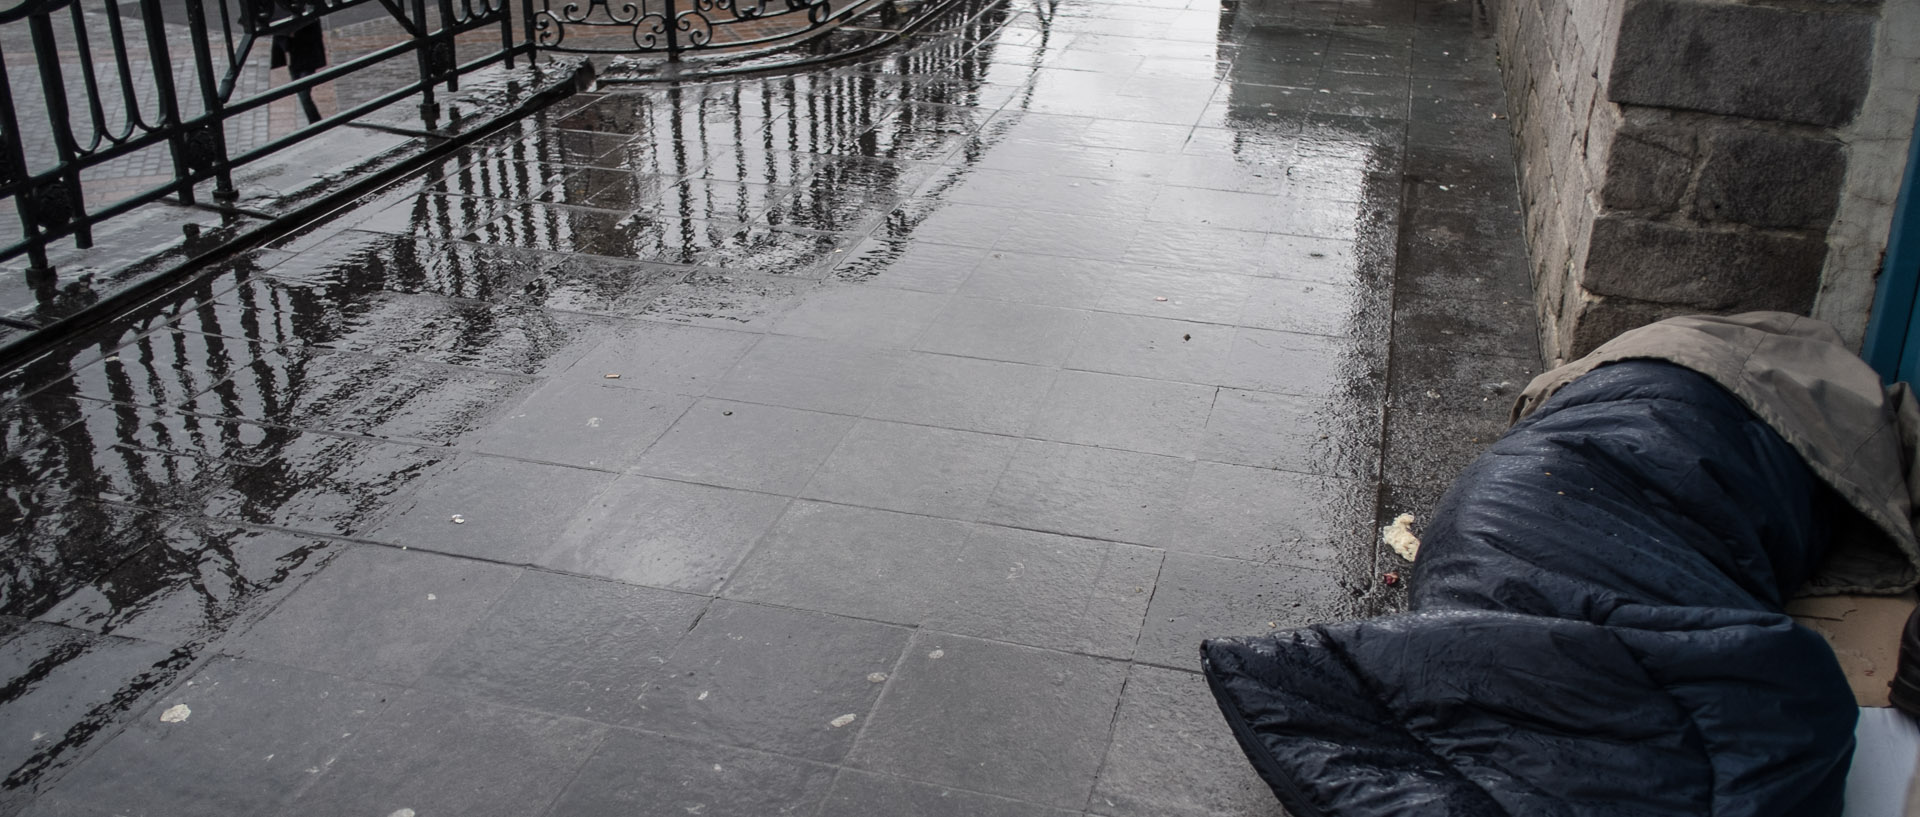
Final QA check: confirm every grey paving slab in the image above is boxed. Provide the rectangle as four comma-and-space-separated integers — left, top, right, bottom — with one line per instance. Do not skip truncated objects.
24, 657, 394, 817
278, 691, 607, 817
710, 336, 909, 416
848, 633, 1129, 809
924, 526, 1163, 659
545, 476, 792, 594
0, 624, 180, 807
40, 522, 340, 647
566, 323, 761, 396
1199, 388, 1383, 478
1090, 666, 1286, 817
1025, 370, 1216, 458
632, 399, 856, 495
801, 420, 1019, 518
1152, 462, 1374, 574
548, 731, 837, 817
724, 501, 975, 623
1221, 326, 1381, 399
466, 379, 694, 470
369, 455, 618, 563
1136, 551, 1355, 670
1065, 312, 1234, 384
958, 253, 1113, 311
914, 299, 1089, 366
863, 353, 1059, 436
983, 440, 1194, 545
821, 770, 1079, 817
632, 600, 908, 762
770, 284, 951, 348
417, 571, 708, 721
224, 546, 521, 684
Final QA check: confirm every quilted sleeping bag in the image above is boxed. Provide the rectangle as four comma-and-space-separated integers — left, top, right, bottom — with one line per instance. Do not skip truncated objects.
1202, 311, 1920, 817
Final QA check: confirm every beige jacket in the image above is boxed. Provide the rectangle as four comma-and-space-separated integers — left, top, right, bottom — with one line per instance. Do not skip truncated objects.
1512, 311, 1920, 596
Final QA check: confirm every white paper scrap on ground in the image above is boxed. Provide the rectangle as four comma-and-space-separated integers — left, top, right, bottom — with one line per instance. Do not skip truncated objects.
1383, 514, 1421, 562
1845, 706, 1920, 817
159, 704, 190, 723
830, 714, 856, 728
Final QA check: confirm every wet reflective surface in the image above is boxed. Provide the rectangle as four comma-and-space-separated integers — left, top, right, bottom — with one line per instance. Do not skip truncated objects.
0, 0, 1539, 811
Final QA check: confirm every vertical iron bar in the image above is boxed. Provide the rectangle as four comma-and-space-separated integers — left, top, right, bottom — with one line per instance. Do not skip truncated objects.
0, 59, 52, 273
665, 0, 682, 60
102, 0, 153, 134
65, 3, 110, 153
439, 0, 460, 92
413, 0, 441, 124
182, 0, 238, 200
501, 0, 516, 68
27, 6, 90, 249
138, 0, 195, 205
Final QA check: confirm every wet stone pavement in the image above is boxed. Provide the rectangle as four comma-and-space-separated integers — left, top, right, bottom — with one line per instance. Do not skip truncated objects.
0, 0, 1540, 812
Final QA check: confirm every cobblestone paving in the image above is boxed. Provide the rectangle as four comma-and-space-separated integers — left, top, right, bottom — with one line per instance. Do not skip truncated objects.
0, 0, 1539, 812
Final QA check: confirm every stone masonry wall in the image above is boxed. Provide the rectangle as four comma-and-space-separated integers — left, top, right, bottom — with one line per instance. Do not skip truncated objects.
1492, 0, 1889, 362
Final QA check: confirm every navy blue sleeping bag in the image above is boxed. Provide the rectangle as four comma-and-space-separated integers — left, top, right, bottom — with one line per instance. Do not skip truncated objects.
1202, 360, 1858, 816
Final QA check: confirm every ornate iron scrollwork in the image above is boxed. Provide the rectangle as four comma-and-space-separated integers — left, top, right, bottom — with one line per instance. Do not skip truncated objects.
533, 0, 853, 56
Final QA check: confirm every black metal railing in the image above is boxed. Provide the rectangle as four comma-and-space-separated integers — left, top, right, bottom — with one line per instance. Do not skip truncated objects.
0, 0, 531, 278
528, 0, 875, 58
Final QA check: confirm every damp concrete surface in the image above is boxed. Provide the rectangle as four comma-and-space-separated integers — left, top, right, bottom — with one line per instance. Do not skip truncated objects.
0, 0, 1540, 812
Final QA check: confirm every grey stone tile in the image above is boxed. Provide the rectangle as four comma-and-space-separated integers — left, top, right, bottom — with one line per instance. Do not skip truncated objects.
1258, 233, 1371, 286
632, 400, 855, 495
39, 521, 339, 647
1090, 666, 1285, 817
724, 502, 975, 623
821, 770, 1078, 817
848, 633, 1128, 809
830, 237, 992, 292
417, 571, 707, 721
801, 420, 1018, 518
544, 476, 791, 594
1135, 552, 1355, 670
27, 657, 393, 817
984, 441, 1192, 545
1121, 226, 1271, 275
924, 526, 1163, 659
770, 285, 950, 348
1221, 327, 1380, 399
1238, 278, 1384, 339
369, 456, 618, 563
1199, 388, 1382, 478
225, 546, 520, 684
915, 299, 1089, 366
280, 691, 606, 817
1025, 371, 1215, 458
633, 600, 908, 762
568, 323, 760, 396
1151, 462, 1372, 574
633, 269, 812, 331
864, 353, 1058, 436
202, 437, 454, 539
547, 731, 837, 817
466, 379, 693, 469
709, 336, 908, 416
1065, 312, 1233, 384
1093, 266, 1253, 325
958, 253, 1114, 310
0, 625, 180, 804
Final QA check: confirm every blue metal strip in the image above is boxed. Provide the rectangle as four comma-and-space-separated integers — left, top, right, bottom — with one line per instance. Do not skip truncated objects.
1863, 100, 1920, 384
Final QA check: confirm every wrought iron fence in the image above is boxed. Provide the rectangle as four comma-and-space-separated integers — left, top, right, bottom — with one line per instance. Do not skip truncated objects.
0, 0, 531, 277
528, 0, 879, 58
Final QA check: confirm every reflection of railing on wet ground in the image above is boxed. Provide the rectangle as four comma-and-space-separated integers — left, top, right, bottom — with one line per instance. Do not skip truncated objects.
0, 0, 530, 283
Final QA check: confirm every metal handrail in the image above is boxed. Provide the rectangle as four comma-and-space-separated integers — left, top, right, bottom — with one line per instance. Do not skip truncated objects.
0, 0, 529, 275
